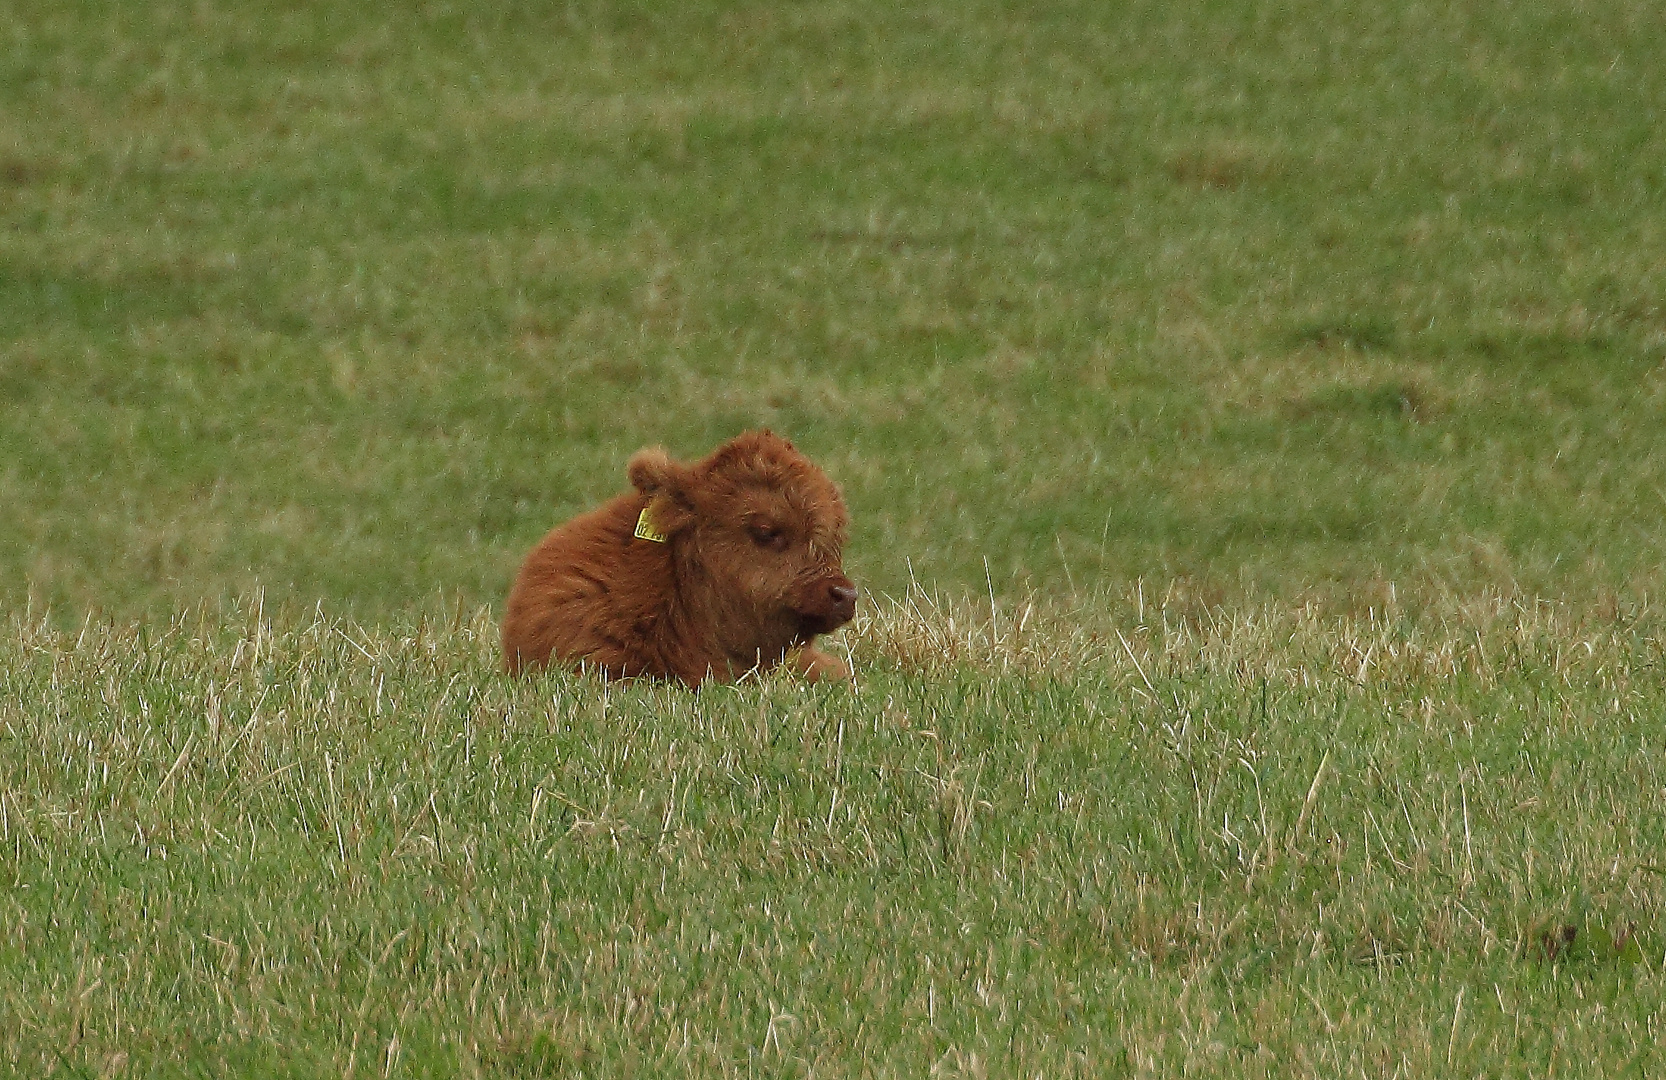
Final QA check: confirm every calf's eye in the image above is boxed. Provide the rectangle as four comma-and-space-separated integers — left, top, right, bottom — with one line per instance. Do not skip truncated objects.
748, 524, 788, 551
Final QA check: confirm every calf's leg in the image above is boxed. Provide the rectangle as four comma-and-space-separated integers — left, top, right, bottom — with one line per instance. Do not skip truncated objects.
790, 645, 852, 682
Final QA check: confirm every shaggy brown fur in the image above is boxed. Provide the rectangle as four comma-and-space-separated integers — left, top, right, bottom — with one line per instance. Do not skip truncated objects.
501, 431, 857, 685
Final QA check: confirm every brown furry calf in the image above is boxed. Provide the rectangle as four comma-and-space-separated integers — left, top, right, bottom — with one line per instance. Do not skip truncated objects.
501, 431, 857, 685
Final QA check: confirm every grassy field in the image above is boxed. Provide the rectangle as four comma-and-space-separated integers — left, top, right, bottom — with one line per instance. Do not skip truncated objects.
3, 598, 1664, 1076
4, 0, 1665, 616
4, 0, 1666, 1075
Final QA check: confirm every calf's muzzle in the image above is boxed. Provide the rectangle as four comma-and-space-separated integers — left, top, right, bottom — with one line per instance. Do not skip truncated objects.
791, 573, 858, 635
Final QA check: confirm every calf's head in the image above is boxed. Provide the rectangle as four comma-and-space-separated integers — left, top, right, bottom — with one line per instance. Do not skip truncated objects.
627, 431, 856, 650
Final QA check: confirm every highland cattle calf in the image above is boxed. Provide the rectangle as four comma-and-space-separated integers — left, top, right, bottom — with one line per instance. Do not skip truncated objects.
501, 431, 857, 685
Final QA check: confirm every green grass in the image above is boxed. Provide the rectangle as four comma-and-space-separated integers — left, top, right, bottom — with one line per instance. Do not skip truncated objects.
4, 0, 1665, 617
3, 596, 1663, 1075
5, 0, 1666, 1074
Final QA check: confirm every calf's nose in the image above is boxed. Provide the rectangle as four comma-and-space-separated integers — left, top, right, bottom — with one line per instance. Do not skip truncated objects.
827, 582, 858, 623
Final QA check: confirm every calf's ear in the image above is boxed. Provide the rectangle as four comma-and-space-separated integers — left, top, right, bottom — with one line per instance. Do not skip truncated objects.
627, 446, 696, 533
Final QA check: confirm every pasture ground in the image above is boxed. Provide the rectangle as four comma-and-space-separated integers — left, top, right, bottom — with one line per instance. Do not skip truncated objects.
4, 596, 1664, 1076
4, 0, 1665, 617
3, 0, 1665, 1075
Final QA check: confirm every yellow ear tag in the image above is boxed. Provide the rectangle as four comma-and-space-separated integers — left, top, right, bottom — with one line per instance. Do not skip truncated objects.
634, 500, 670, 544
